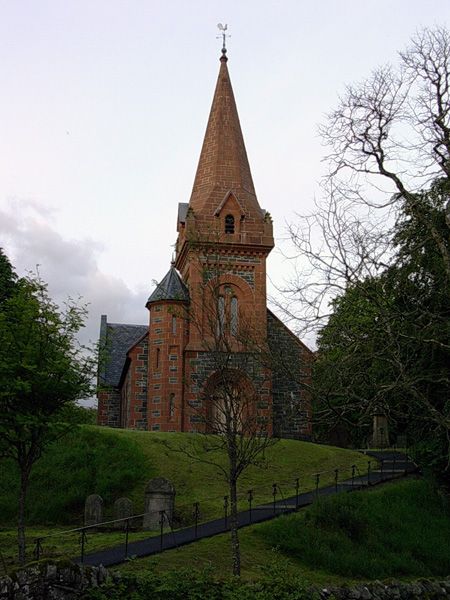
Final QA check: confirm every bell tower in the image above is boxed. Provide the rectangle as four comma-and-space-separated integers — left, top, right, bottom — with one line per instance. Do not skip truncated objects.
174, 51, 274, 351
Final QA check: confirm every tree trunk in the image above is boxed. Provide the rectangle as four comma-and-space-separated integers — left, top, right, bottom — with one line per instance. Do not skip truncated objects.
229, 477, 241, 576
18, 468, 30, 565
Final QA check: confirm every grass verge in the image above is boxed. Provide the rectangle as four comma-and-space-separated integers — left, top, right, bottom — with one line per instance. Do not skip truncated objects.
257, 478, 450, 579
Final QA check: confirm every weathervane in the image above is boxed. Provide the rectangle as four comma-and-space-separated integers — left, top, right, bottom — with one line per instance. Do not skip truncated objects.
217, 23, 230, 56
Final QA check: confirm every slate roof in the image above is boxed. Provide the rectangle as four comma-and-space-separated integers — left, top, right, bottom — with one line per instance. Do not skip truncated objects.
146, 267, 189, 305
177, 202, 189, 224
98, 316, 148, 387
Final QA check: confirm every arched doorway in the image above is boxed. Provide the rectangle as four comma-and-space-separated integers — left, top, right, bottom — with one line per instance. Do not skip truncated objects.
203, 369, 257, 435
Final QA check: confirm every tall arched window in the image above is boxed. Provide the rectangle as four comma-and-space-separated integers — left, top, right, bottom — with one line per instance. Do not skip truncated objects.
172, 315, 177, 335
230, 296, 238, 336
156, 347, 160, 369
217, 295, 225, 337
225, 214, 235, 234
169, 393, 175, 418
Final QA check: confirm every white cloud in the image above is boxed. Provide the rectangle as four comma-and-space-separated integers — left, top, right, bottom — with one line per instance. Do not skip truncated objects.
0, 200, 148, 348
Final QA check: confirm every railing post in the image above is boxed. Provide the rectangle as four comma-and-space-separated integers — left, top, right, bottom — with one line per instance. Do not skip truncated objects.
367, 460, 372, 485
393, 453, 397, 475
295, 477, 300, 509
334, 468, 339, 493
194, 502, 200, 539
223, 495, 229, 529
80, 529, 87, 564
351, 465, 356, 489
124, 518, 130, 559
272, 483, 277, 515
34, 538, 42, 561
315, 473, 320, 499
380, 458, 384, 481
159, 510, 165, 551
247, 489, 253, 523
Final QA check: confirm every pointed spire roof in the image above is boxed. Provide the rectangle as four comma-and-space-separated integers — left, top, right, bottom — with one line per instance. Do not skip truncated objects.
146, 267, 189, 307
189, 54, 263, 219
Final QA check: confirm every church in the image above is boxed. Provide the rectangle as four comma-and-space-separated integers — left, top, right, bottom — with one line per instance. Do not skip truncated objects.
97, 48, 313, 440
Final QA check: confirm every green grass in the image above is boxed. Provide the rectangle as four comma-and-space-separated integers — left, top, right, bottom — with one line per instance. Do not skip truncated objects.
107, 428, 371, 523
116, 525, 354, 586
257, 478, 450, 579
0, 426, 370, 568
0, 426, 370, 527
114, 479, 450, 583
0, 427, 146, 525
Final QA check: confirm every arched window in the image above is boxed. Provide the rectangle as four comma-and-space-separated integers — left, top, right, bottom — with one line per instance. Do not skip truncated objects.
225, 214, 235, 234
169, 393, 175, 418
217, 295, 225, 337
230, 296, 238, 336
172, 315, 177, 335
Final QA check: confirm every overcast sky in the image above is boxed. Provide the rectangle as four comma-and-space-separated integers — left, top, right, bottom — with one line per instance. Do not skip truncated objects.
1, 0, 449, 348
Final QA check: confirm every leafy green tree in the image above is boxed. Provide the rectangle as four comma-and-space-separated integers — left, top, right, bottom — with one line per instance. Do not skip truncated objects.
0, 262, 95, 564
281, 27, 450, 482
0, 247, 17, 305
313, 181, 450, 482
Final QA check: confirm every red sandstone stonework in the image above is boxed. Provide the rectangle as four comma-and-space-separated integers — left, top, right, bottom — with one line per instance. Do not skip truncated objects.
97, 54, 313, 439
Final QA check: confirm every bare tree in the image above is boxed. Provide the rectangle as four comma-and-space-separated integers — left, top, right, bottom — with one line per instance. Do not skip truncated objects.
164, 241, 279, 577
278, 27, 450, 335
279, 27, 450, 470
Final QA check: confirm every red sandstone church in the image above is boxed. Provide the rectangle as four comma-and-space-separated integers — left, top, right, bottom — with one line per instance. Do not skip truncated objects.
97, 49, 313, 439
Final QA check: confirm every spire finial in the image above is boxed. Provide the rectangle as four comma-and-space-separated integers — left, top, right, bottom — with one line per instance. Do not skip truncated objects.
217, 23, 230, 59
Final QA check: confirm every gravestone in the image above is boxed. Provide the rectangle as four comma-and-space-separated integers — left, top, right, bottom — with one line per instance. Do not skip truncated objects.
84, 494, 104, 527
372, 413, 389, 448
113, 497, 133, 529
143, 477, 175, 530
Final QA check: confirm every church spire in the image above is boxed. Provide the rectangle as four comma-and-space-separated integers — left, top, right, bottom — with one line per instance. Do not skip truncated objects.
188, 53, 263, 219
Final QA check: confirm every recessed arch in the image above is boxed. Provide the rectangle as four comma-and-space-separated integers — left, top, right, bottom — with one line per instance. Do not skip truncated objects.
202, 368, 257, 434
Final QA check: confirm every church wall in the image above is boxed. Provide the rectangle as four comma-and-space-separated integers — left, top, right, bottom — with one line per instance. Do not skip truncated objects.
147, 301, 189, 432
120, 337, 149, 430
183, 350, 272, 434
97, 388, 121, 428
267, 312, 313, 440
182, 248, 269, 352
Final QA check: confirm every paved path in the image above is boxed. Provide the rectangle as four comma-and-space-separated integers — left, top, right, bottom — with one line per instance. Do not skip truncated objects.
80, 451, 417, 568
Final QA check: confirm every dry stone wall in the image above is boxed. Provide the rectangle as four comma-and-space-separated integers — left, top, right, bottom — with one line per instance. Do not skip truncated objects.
2, 563, 450, 600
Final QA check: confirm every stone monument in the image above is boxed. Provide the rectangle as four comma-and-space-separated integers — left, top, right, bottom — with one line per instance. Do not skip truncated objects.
113, 497, 134, 529
143, 477, 175, 530
84, 494, 104, 527
372, 412, 389, 448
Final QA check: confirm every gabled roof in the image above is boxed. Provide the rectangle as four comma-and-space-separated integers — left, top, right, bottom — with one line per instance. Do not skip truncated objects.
146, 267, 189, 306
188, 54, 263, 219
98, 316, 148, 387
267, 309, 313, 355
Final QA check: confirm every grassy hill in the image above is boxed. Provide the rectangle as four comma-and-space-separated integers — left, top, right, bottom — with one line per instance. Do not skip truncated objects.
117, 479, 450, 583
0, 425, 370, 526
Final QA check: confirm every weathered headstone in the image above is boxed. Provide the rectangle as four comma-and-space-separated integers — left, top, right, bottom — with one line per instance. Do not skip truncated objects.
84, 494, 104, 527
143, 477, 175, 530
372, 413, 389, 448
113, 497, 133, 529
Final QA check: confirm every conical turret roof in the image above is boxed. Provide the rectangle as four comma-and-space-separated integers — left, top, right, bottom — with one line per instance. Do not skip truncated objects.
189, 54, 263, 219
146, 267, 189, 306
